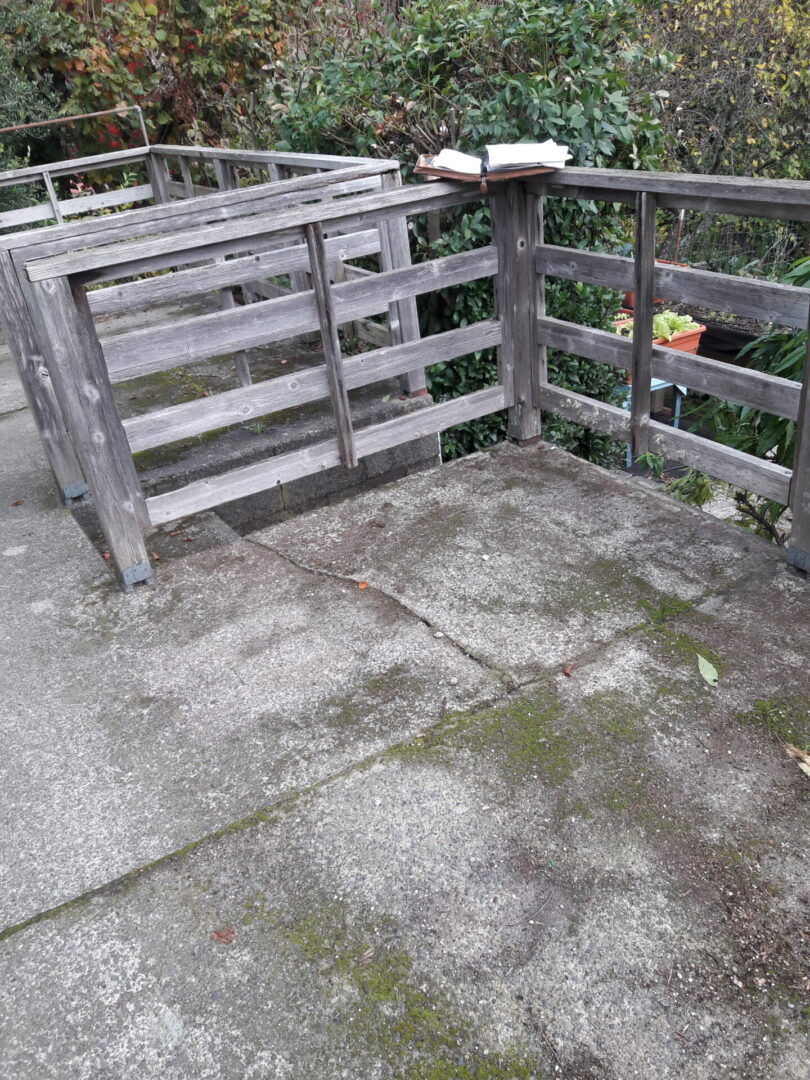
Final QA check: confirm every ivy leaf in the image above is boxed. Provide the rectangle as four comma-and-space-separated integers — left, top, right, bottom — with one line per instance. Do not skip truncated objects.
697, 654, 719, 687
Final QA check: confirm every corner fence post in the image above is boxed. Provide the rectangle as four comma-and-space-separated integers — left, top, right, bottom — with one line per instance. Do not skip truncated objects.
491, 181, 543, 445
0, 251, 88, 504
630, 190, 657, 459
30, 275, 153, 591
788, 309, 810, 572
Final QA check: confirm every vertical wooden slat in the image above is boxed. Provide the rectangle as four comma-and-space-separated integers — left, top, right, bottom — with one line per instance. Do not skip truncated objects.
305, 222, 358, 469
0, 252, 87, 503
378, 170, 427, 396
491, 181, 541, 443
41, 172, 64, 225
178, 156, 195, 198
534, 194, 548, 409
788, 315, 810, 572
630, 191, 657, 457
30, 275, 153, 590
145, 152, 170, 203
212, 157, 252, 386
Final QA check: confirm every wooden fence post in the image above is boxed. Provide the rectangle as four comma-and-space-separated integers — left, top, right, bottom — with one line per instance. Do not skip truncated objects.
0, 252, 88, 503
788, 317, 810, 572
212, 158, 253, 387
145, 151, 170, 204
378, 170, 427, 397
491, 181, 542, 444
305, 222, 358, 469
30, 275, 153, 591
630, 191, 657, 458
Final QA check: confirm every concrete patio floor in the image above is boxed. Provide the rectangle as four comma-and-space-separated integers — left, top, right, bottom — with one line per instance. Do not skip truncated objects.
1, 370, 809, 1079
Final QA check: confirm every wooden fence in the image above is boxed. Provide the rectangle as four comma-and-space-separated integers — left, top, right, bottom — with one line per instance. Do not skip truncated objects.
5, 155, 810, 587
0, 146, 423, 516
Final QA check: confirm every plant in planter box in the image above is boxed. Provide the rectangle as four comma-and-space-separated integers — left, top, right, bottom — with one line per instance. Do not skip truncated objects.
615, 310, 706, 353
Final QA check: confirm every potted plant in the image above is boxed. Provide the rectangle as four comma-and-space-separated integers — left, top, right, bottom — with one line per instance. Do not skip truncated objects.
614, 310, 706, 354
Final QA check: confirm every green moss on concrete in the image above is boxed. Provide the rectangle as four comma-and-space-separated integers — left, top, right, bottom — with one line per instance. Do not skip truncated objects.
242, 895, 544, 1076
650, 627, 725, 675
737, 698, 810, 754
637, 593, 696, 624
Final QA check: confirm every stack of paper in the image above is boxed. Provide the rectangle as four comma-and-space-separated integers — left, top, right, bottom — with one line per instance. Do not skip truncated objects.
431, 141, 572, 176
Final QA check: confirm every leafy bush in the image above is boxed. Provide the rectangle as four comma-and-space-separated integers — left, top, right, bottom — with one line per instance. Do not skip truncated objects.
258, 0, 671, 463
0, 0, 64, 210
46, 0, 286, 147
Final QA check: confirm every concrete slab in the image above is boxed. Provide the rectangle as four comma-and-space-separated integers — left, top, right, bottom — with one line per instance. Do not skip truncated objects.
1, 622, 806, 1079
254, 442, 783, 681
0, 409, 499, 928
1, 418, 808, 1079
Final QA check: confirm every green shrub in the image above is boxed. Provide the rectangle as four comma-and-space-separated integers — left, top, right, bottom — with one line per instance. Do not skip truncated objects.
252, 0, 672, 464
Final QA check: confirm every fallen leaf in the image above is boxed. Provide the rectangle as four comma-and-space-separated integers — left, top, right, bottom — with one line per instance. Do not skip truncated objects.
101, 551, 111, 561
562, 662, 575, 678
784, 743, 810, 779
150, 551, 161, 562
358, 581, 368, 589
10, 500, 23, 507
183, 536, 195, 543
381, 394, 392, 403
169, 529, 183, 536
212, 926, 234, 944
359, 946, 375, 966
697, 654, 719, 687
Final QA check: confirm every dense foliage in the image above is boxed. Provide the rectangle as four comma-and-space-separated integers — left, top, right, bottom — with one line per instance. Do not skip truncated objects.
0, 0, 64, 208
260, 0, 671, 461
49, 0, 287, 147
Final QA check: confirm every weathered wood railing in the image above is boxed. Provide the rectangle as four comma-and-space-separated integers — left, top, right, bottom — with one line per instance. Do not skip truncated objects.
0, 147, 420, 512
6, 159, 810, 587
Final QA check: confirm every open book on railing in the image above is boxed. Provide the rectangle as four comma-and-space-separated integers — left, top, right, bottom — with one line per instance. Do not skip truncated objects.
415, 142, 571, 188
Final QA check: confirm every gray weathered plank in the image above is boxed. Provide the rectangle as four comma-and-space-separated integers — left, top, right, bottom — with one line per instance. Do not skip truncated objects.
378, 170, 426, 395
124, 320, 500, 452
305, 222, 357, 467
151, 144, 385, 171
0, 251, 87, 501
0, 147, 150, 188
649, 422, 791, 503
787, 313, 810, 569
538, 383, 631, 440
536, 245, 810, 330
146, 384, 505, 525
630, 192, 656, 457
0, 184, 155, 232
25, 180, 476, 281
491, 182, 539, 440
527, 166, 810, 216
103, 245, 499, 380
29, 276, 152, 588
536, 316, 801, 420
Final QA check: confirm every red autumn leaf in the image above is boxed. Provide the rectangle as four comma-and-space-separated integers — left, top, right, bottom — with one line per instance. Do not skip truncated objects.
358, 581, 368, 589
10, 500, 23, 507
150, 551, 160, 561
563, 662, 575, 677
102, 551, 111, 561
212, 926, 234, 944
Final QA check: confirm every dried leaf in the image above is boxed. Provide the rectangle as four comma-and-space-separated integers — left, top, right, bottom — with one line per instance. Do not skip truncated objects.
697, 654, 719, 686
562, 662, 575, 678
212, 926, 234, 944
101, 551, 111, 561
10, 500, 23, 507
784, 743, 810, 779
359, 946, 375, 966
150, 551, 161, 562
358, 581, 368, 589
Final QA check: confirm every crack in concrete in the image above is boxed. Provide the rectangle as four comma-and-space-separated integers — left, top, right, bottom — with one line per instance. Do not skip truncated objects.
246, 532, 520, 692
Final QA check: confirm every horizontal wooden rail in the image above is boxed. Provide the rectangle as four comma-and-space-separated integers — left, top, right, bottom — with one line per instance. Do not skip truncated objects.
103, 245, 498, 380
537, 245, 810, 330
149, 145, 384, 170
538, 382, 791, 502
2, 163, 389, 256
24, 180, 476, 281
124, 320, 502, 452
537, 316, 801, 420
529, 168, 810, 221
0, 147, 150, 189
89, 229, 382, 316
145, 384, 506, 525
0, 184, 155, 232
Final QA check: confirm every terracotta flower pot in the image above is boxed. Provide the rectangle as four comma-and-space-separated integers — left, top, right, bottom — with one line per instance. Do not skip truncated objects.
614, 319, 706, 369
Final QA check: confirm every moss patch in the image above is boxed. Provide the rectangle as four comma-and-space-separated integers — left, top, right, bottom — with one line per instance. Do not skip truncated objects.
242, 897, 544, 1076
737, 698, 810, 754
